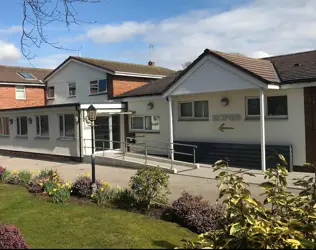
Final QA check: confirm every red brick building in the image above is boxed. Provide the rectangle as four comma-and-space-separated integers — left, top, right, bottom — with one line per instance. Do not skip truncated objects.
0, 66, 51, 109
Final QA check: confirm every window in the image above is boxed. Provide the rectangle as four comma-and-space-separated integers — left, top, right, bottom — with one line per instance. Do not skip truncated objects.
36, 115, 49, 137
0, 117, 9, 135
59, 114, 75, 138
267, 96, 288, 117
47, 86, 54, 99
130, 116, 160, 131
16, 86, 26, 100
90, 79, 107, 94
246, 97, 260, 116
68, 83, 76, 97
245, 95, 288, 117
16, 116, 27, 136
179, 101, 209, 119
17, 72, 36, 80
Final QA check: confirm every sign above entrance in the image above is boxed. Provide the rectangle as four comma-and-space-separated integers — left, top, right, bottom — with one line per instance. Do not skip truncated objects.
212, 114, 241, 122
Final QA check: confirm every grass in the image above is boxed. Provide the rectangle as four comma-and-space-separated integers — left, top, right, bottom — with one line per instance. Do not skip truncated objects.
0, 184, 195, 249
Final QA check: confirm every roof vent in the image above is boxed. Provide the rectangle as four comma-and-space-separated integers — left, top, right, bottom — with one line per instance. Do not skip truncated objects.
148, 61, 155, 66
293, 63, 301, 67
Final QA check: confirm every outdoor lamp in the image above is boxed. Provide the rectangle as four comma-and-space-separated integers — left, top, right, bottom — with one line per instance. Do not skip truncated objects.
87, 104, 97, 121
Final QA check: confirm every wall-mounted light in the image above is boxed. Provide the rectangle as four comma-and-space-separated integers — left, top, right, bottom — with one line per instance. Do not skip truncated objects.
9, 118, 13, 125
147, 102, 154, 110
221, 97, 229, 107
28, 117, 32, 124
75, 116, 79, 123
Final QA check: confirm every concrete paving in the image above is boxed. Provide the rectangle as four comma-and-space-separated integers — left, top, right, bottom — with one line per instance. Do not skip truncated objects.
0, 155, 305, 205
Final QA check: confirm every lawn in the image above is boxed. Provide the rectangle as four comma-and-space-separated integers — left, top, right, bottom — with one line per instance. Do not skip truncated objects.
0, 184, 195, 249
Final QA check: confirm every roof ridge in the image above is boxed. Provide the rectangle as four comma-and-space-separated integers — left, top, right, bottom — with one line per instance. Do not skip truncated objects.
71, 56, 173, 70
263, 49, 316, 59
0, 64, 52, 71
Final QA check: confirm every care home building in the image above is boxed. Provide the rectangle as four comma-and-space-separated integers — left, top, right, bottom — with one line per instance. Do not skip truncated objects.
117, 49, 316, 171
0, 56, 174, 161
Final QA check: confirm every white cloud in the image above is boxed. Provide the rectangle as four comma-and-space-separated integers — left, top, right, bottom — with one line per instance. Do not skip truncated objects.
19, 54, 70, 69
0, 41, 21, 62
0, 26, 21, 34
86, 21, 153, 43
85, 0, 316, 69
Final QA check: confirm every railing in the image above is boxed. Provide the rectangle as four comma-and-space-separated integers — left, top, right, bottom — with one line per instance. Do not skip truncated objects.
83, 137, 198, 170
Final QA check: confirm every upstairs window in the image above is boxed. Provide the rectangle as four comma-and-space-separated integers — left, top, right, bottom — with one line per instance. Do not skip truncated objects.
90, 79, 107, 94
47, 86, 54, 99
0, 117, 9, 135
36, 115, 49, 137
17, 72, 36, 80
68, 83, 76, 97
16, 86, 26, 100
16, 116, 27, 136
179, 101, 209, 119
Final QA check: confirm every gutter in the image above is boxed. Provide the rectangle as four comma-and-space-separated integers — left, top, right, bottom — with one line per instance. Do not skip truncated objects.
76, 104, 83, 162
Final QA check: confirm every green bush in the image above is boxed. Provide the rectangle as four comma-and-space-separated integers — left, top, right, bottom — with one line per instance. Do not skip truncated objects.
51, 183, 72, 203
180, 154, 316, 249
92, 181, 113, 205
4, 170, 33, 186
0, 168, 10, 182
112, 187, 137, 210
129, 167, 170, 209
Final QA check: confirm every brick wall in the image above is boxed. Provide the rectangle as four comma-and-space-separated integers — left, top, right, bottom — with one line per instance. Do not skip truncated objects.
108, 75, 151, 98
0, 85, 45, 109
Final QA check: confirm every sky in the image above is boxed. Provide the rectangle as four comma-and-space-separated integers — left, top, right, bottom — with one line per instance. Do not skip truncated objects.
0, 0, 315, 70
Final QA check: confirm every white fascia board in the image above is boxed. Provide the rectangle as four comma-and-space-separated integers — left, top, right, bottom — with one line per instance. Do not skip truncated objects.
267, 84, 280, 89
80, 102, 125, 110
281, 81, 316, 89
45, 59, 113, 82
114, 71, 165, 79
121, 95, 163, 102
0, 82, 45, 87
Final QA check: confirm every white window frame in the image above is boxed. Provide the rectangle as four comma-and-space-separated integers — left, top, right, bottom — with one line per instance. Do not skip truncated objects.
16, 116, 28, 136
68, 82, 76, 97
89, 79, 107, 95
245, 96, 260, 118
47, 86, 55, 99
245, 95, 288, 118
179, 101, 209, 120
0, 117, 9, 136
15, 86, 26, 100
36, 115, 49, 137
59, 114, 75, 138
130, 116, 160, 132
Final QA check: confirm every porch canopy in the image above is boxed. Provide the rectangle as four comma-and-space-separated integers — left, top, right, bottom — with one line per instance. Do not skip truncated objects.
117, 49, 287, 171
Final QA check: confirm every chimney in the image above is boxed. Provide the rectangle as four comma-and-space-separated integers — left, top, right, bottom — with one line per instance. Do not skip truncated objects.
148, 61, 155, 66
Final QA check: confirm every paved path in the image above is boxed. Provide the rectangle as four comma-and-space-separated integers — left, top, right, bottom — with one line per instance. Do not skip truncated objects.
0, 155, 305, 205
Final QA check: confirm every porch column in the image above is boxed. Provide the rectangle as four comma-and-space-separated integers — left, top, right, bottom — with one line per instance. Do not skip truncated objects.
260, 87, 266, 172
168, 96, 174, 160
109, 114, 113, 150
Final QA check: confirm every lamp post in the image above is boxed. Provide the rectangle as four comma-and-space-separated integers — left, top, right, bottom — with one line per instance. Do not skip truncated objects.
87, 104, 97, 186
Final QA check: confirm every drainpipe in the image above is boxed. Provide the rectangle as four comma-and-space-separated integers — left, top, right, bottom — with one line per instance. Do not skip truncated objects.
76, 104, 83, 162
168, 96, 174, 161
260, 88, 266, 172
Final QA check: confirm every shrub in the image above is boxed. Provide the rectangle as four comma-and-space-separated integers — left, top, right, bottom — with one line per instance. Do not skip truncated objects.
72, 174, 92, 198
129, 167, 170, 209
180, 155, 316, 249
92, 181, 113, 205
0, 167, 10, 182
112, 187, 137, 209
4, 170, 32, 186
38, 169, 62, 182
4, 171, 22, 185
0, 224, 28, 249
172, 191, 225, 234
27, 176, 45, 193
51, 182, 72, 203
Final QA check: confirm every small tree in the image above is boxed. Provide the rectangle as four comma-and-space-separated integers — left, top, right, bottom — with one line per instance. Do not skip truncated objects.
129, 167, 170, 209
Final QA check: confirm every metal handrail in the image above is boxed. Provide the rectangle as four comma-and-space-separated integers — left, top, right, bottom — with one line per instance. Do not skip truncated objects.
83, 137, 197, 170
126, 137, 198, 148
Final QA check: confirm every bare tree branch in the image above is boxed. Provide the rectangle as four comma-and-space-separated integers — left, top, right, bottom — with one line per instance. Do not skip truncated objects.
21, 0, 104, 60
